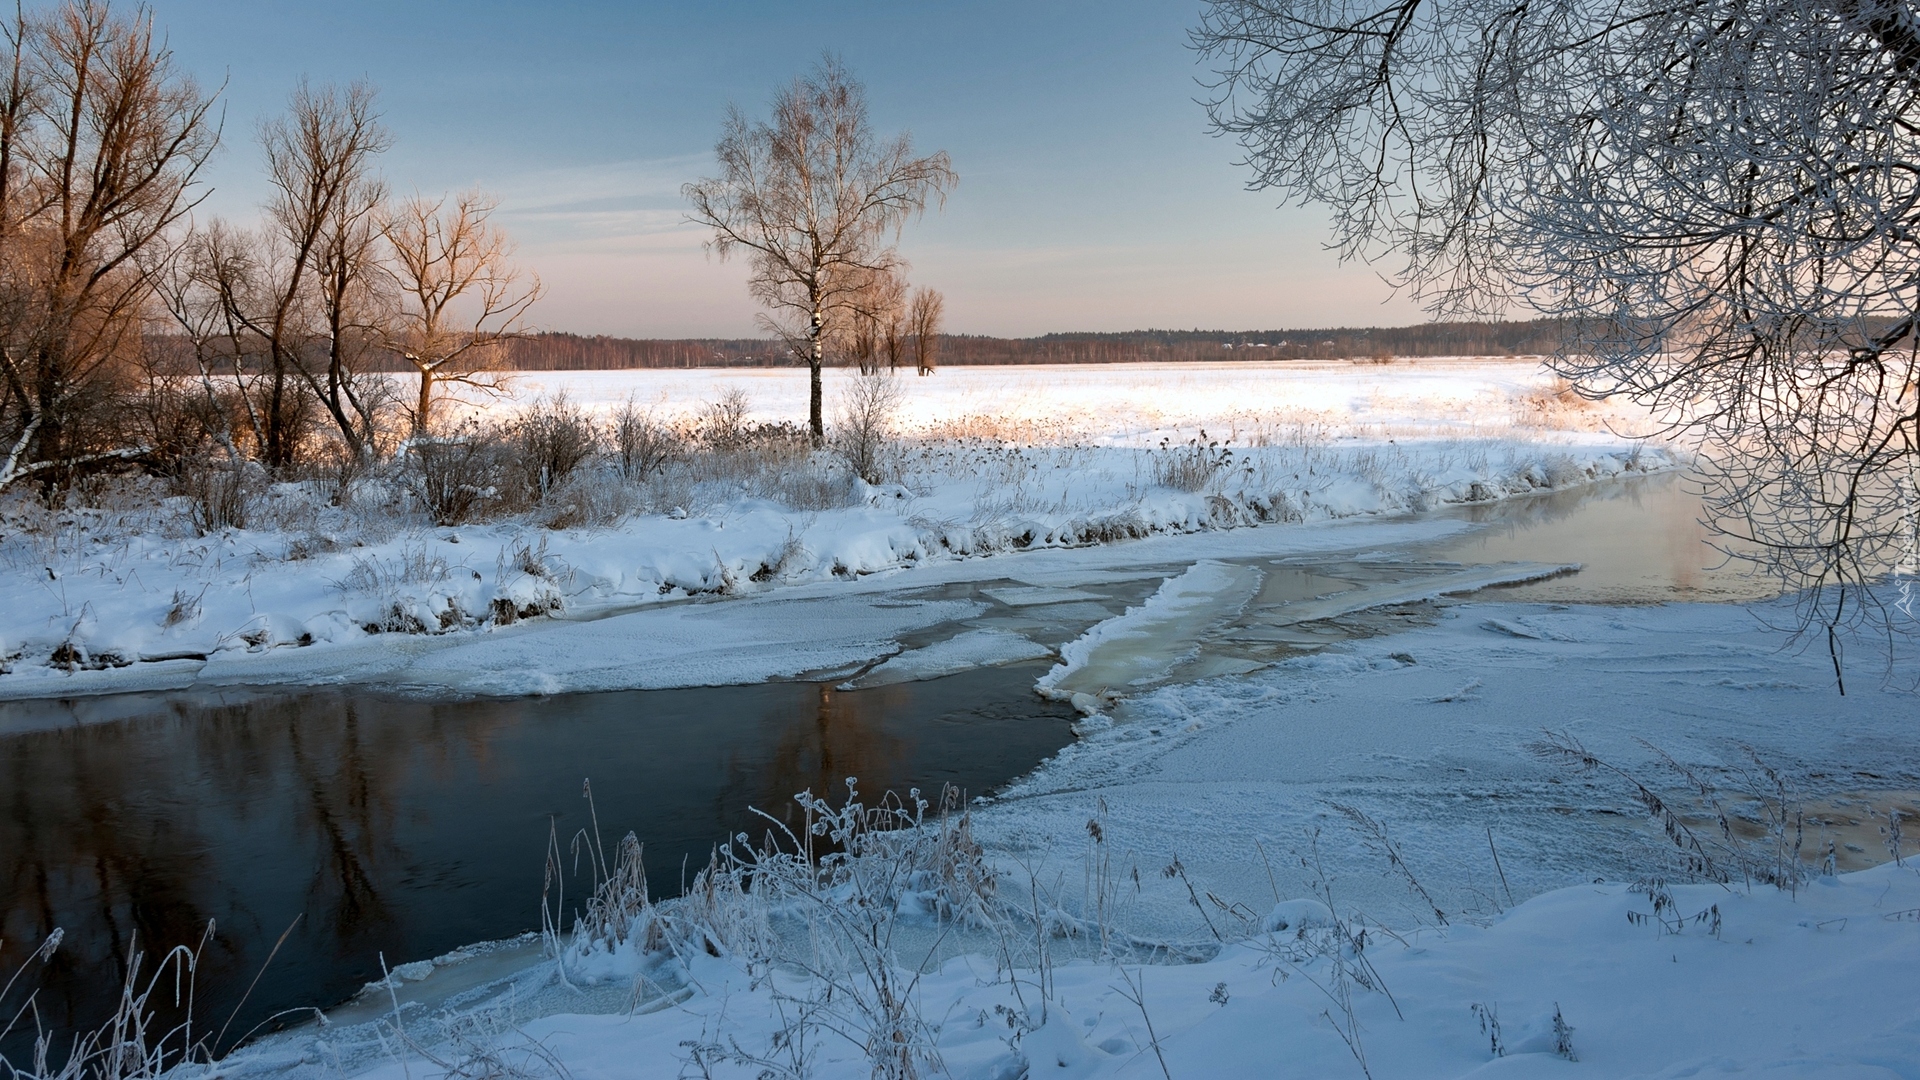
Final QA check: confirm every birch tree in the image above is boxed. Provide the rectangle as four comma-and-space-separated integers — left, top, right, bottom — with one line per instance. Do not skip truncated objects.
685, 56, 955, 445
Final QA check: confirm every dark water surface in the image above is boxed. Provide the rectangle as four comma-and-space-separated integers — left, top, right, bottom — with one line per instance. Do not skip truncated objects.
0, 665, 1076, 1060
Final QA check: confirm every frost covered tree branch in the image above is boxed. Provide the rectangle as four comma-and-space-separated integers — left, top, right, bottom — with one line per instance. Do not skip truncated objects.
1194, 0, 1920, 677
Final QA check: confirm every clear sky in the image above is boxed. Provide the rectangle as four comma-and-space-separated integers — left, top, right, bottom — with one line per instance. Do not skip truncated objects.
144, 0, 1424, 338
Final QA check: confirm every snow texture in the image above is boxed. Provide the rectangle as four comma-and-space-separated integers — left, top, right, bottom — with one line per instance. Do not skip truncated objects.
1037, 560, 1264, 704
21, 362, 1912, 1079
980, 593, 1920, 936
235, 861, 1920, 1079
217, 590, 1920, 1080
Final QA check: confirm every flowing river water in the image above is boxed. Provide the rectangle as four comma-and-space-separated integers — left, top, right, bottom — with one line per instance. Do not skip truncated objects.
0, 471, 1771, 1060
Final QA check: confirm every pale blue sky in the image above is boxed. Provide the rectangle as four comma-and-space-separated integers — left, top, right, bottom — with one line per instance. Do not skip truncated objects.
147, 1, 1422, 337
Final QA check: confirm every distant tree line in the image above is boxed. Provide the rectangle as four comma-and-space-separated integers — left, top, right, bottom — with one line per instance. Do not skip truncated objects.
501, 335, 786, 370
936, 322, 1569, 363
496, 321, 1568, 370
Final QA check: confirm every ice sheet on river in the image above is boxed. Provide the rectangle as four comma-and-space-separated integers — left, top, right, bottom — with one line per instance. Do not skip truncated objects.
183, 594, 985, 697
1036, 558, 1578, 707
1037, 560, 1263, 704
980, 587, 1920, 943
839, 628, 1054, 689
1242, 558, 1579, 625
0, 512, 1481, 700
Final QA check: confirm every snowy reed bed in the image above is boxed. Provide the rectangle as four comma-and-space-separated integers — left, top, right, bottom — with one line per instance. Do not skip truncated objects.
6, 729, 1910, 1080
386, 740, 1898, 1078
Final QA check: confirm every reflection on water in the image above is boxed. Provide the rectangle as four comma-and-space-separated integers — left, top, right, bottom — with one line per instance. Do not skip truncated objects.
0, 666, 1074, 1060
1431, 472, 1781, 603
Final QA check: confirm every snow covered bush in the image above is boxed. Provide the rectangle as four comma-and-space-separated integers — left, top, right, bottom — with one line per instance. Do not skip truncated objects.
402, 426, 509, 526
835, 370, 902, 484
505, 393, 599, 502
333, 545, 475, 633
1150, 433, 1232, 492
175, 459, 259, 535
609, 397, 678, 479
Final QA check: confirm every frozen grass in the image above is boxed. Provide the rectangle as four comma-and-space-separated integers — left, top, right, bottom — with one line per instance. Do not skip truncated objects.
0, 929, 240, 1080
516, 744, 1906, 1079
8, 730, 1913, 1080
204, 743, 1908, 1080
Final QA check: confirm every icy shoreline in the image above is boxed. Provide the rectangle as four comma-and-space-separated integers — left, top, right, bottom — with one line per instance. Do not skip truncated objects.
302, 863, 1920, 1080
23, 360, 1912, 1078
0, 442, 1669, 701
3, 357, 1670, 699
218, 589, 1920, 1080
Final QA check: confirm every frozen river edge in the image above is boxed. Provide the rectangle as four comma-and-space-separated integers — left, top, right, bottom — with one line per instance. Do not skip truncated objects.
201, 471, 1920, 1080
0, 455, 1660, 704
221, 586, 1920, 1080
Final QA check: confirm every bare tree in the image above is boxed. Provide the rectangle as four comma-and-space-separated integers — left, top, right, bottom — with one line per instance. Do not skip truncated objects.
381, 190, 541, 436
844, 267, 906, 375
1194, 0, 1920, 683
151, 222, 259, 461
684, 56, 955, 445
0, 0, 218, 492
308, 137, 391, 461
245, 80, 389, 470
836, 368, 901, 483
906, 286, 942, 376
157, 84, 393, 468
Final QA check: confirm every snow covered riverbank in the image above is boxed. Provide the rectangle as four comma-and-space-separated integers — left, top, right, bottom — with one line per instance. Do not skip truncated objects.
319, 862, 1920, 1080
217, 588, 1919, 1080
0, 361, 1667, 698
18, 361, 1916, 1080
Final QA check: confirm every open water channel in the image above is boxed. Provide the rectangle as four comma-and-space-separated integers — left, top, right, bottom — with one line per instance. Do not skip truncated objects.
0, 470, 1760, 1060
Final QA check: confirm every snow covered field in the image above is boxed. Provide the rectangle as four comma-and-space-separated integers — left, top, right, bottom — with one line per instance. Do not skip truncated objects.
481, 358, 1595, 444
12, 360, 1919, 1080
326, 861, 1920, 1079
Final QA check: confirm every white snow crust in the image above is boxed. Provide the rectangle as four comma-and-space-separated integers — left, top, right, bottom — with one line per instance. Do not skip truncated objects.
1037, 560, 1264, 704
243, 854, 1920, 1080
841, 629, 1054, 689
218, 590, 1920, 1080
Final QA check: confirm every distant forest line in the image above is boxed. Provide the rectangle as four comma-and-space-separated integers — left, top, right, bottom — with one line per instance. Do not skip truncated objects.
502, 322, 1571, 370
